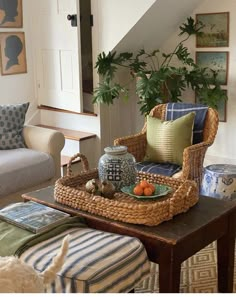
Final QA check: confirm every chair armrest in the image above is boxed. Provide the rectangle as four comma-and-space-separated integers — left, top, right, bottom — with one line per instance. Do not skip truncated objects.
114, 132, 147, 162
23, 125, 65, 178
182, 141, 211, 188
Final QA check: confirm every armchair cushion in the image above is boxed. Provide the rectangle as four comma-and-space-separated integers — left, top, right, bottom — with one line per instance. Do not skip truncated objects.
165, 102, 208, 144
144, 112, 195, 166
0, 102, 29, 150
135, 161, 181, 176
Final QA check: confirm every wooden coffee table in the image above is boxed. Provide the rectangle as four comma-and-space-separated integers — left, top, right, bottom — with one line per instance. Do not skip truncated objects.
22, 186, 236, 293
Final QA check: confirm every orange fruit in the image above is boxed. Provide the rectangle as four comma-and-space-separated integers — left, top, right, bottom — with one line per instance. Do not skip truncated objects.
139, 180, 149, 189
133, 185, 144, 196
148, 183, 155, 193
144, 187, 154, 196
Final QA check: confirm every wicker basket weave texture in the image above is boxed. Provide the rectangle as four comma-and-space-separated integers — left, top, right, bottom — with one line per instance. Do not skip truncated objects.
54, 153, 199, 226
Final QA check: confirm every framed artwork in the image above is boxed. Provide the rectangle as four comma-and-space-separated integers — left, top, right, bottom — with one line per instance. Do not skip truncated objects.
196, 51, 229, 85
217, 90, 227, 122
0, 32, 27, 75
0, 0, 22, 28
196, 12, 229, 47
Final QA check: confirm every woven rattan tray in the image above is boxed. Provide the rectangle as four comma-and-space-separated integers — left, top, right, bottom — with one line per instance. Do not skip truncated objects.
54, 153, 199, 226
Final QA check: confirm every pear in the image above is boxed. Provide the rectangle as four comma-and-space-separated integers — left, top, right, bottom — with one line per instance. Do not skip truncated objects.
101, 180, 116, 199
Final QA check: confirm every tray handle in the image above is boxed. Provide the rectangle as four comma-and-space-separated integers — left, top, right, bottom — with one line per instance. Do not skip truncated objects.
66, 153, 90, 177
169, 180, 198, 216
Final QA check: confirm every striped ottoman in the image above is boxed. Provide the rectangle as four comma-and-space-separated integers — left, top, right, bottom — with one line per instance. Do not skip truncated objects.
20, 227, 150, 293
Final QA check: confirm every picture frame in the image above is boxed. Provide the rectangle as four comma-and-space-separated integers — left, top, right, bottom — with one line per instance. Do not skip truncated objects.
195, 89, 227, 122
0, 0, 23, 28
217, 90, 227, 122
196, 12, 229, 47
196, 51, 229, 85
0, 32, 27, 75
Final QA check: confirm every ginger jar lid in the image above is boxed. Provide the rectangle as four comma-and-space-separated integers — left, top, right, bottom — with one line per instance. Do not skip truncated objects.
104, 145, 127, 155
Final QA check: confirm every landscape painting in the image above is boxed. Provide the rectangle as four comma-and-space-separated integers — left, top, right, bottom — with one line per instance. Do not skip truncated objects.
196, 12, 229, 47
217, 90, 227, 122
196, 51, 228, 85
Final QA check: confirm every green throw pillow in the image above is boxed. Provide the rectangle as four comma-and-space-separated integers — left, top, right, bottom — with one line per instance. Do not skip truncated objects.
144, 112, 195, 166
0, 102, 29, 150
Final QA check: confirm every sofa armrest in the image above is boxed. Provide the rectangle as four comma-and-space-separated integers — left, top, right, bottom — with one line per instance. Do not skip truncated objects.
23, 125, 65, 178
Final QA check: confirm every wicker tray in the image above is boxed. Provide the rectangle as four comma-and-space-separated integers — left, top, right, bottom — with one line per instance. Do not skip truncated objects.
54, 153, 199, 226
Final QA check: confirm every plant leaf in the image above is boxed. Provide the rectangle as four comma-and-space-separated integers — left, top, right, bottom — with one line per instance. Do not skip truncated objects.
179, 16, 205, 36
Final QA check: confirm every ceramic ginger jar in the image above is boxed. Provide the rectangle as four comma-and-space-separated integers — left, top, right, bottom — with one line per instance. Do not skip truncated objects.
200, 164, 236, 200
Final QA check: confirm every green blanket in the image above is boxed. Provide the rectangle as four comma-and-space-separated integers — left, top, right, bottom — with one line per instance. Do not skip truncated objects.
0, 216, 86, 257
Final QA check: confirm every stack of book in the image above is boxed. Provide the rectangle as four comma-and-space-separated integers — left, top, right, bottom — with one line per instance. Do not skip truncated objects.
0, 201, 70, 233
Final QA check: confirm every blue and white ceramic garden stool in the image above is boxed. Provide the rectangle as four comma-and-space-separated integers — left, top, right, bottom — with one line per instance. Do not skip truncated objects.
200, 164, 236, 200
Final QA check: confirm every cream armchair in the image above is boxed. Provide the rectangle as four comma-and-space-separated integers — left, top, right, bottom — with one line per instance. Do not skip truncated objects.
23, 125, 65, 178
0, 125, 65, 207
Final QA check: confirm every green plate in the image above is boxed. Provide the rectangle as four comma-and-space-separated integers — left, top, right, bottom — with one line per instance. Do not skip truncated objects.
121, 184, 172, 199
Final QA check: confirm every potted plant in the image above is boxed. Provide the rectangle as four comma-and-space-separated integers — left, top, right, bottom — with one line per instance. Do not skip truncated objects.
92, 17, 227, 115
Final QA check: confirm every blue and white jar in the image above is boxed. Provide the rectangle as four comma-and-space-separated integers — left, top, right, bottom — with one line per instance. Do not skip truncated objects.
200, 164, 236, 200
98, 146, 136, 191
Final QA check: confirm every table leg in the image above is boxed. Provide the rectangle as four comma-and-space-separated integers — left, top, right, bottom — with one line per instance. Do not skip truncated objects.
159, 250, 181, 293
217, 213, 236, 293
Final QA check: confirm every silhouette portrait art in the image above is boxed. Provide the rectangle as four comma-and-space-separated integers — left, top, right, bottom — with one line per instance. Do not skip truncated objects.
4, 35, 23, 70
0, 0, 22, 27
0, 32, 27, 75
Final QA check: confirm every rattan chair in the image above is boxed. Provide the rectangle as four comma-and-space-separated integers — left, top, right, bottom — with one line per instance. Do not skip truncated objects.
114, 103, 219, 189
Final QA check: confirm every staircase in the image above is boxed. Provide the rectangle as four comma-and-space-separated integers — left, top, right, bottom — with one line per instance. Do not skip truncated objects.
36, 104, 100, 170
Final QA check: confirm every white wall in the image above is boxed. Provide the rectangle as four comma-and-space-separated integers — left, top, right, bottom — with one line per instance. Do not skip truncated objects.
115, 0, 204, 53
91, 0, 155, 150
94, 0, 155, 53
0, 0, 39, 123
196, 0, 236, 165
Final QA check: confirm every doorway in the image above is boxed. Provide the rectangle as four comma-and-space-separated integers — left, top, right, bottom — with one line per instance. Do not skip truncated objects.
34, 0, 94, 114
80, 0, 94, 113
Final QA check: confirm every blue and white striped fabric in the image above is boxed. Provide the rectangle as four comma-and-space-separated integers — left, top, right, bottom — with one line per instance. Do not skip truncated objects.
20, 227, 150, 293
165, 103, 208, 144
